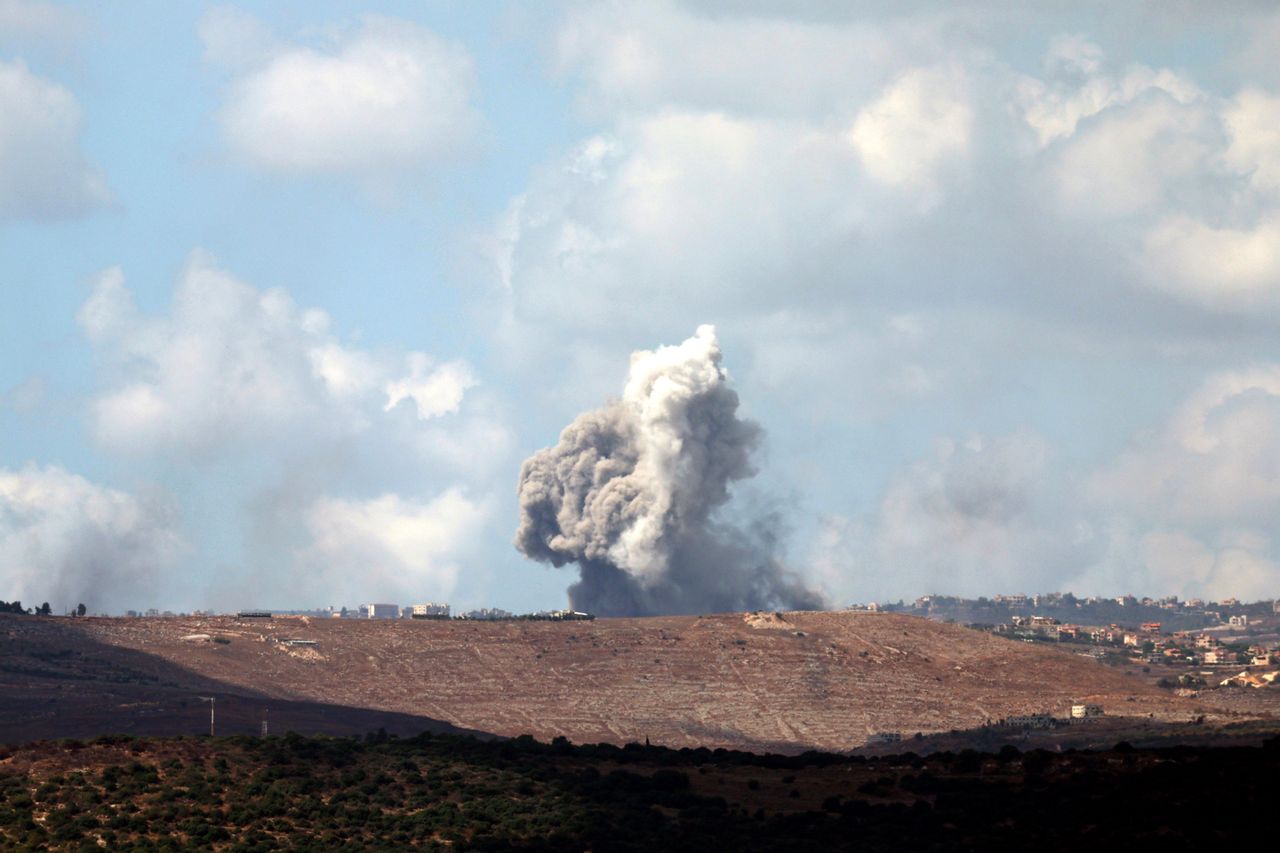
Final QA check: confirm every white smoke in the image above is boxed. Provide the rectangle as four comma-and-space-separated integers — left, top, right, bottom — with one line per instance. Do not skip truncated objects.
515, 325, 822, 615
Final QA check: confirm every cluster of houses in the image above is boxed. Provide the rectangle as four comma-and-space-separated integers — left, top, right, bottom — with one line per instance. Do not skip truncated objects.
991, 614, 1278, 670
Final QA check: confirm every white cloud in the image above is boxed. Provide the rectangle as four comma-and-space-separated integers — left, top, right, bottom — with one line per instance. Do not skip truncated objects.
848, 66, 973, 193
1048, 91, 1217, 219
78, 252, 483, 456
0, 59, 107, 219
1017, 47, 1202, 148
495, 111, 873, 341
810, 366, 1280, 602
384, 353, 476, 420
813, 382, 1280, 603
211, 14, 479, 181
300, 489, 487, 603
1091, 366, 1280, 525
81, 254, 347, 455
0, 464, 185, 612
1138, 530, 1279, 604
1141, 215, 1280, 309
1223, 88, 1280, 195
497, 14, 1274, 398
75, 252, 507, 608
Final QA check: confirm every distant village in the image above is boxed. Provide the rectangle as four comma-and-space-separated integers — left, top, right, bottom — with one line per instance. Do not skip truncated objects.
852, 592, 1280, 690
124, 603, 596, 622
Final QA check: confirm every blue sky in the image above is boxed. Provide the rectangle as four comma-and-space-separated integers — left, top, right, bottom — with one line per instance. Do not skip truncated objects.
3, 0, 1280, 613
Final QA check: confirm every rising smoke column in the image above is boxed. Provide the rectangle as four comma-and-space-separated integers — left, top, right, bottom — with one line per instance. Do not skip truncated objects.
515, 325, 823, 616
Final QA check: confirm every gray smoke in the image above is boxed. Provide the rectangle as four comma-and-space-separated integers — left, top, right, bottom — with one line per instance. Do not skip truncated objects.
515, 325, 823, 616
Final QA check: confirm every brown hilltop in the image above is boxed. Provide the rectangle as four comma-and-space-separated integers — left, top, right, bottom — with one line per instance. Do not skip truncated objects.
2, 610, 1220, 752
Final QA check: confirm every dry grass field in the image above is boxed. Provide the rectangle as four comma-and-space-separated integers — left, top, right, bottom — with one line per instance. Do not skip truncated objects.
4, 610, 1251, 752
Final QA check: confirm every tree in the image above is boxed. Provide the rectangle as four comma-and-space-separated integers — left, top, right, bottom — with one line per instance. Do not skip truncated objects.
76, 603, 87, 617
38, 602, 51, 616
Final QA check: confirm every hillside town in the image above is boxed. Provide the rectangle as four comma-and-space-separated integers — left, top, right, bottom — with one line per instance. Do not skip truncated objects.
853, 593, 1280, 690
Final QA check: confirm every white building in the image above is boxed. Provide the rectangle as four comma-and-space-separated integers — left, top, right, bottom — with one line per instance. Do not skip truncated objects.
410, 602, 450, 618
366, 603, 400, 619
1071, 703, 1103, 719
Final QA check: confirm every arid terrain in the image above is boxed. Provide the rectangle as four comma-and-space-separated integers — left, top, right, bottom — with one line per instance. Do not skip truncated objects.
6, 610, 1269, 752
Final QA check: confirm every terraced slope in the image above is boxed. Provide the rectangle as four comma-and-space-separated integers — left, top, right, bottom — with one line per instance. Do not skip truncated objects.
7, 610, 1220, 752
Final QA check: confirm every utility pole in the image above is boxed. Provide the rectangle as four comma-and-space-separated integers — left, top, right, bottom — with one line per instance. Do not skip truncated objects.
198, 696, 215, 737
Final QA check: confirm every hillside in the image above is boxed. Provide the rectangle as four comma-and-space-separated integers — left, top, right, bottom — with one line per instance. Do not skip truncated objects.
1, 610, 1238, 752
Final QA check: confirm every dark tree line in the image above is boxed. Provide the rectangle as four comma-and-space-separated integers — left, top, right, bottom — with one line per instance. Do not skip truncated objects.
0, 601, 82, 616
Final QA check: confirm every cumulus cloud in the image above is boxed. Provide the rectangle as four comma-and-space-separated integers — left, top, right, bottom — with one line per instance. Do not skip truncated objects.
848, 65, 973, 193
1047, 91, 1218, 219
78, 253, 478, 457
0, 59, 107, 219
0, 464, 185, 612
1141, 215, 1280, 310
1091, 366, 1280, 525
1013, 43, 1280, 313
494, 111, 871, 340
816, 365, 1280, 603
300, 489, 488, 604
1221, 88, 1280, 195
1136, 530, 1280, 604
385, 354, 475, 421
208, 13, 479, 182
75, 252, 503, 608
495, 7, 1280, 387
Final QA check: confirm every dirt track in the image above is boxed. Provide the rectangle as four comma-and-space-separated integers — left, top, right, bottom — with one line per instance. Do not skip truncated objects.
2, 610, 1239, 752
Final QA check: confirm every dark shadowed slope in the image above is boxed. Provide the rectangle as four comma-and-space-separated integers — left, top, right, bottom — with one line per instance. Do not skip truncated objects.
0, 615, 485, 743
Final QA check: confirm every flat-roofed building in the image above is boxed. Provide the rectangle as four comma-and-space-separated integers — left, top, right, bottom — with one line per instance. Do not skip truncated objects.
410, 602, 450, 619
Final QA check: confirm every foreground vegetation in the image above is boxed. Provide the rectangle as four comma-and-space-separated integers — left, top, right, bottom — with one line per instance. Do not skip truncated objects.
1, 730, 1276, 850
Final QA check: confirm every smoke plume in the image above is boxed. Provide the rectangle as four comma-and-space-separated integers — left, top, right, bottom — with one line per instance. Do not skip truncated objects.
515, 325, 823, 616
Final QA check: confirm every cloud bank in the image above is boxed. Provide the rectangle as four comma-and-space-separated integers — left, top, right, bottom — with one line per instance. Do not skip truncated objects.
814, 366, 1280, 604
